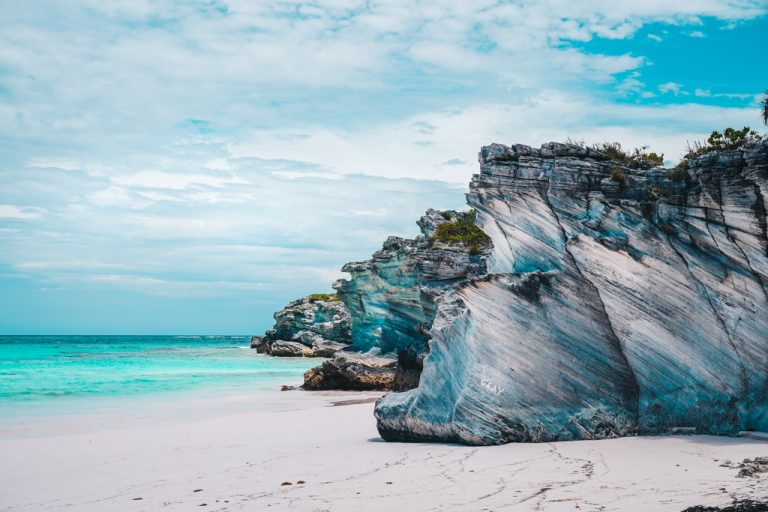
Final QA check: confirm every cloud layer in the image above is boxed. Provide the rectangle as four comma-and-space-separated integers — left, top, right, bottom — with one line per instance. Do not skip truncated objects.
1, 0, 766, 333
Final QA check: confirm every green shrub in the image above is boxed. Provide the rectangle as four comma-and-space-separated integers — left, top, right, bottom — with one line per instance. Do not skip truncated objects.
440, 211, 452, 220
593, 142, 664, 170
307, 293, 341, 303
684, 127, 762, 159
609, 168, 628, 189
431, 212, 491, 252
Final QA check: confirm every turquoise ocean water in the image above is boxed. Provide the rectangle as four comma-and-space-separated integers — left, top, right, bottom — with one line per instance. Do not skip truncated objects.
0, 335, 319, 421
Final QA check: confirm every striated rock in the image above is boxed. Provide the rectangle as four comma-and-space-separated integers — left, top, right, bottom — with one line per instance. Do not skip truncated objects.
303, 354, 397, 390
334, 209, 492, 356
375, 139, 768, 445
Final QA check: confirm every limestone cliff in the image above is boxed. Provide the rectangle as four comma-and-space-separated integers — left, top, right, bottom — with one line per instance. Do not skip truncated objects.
375, 139, 768, 444
334, 208, 492, 355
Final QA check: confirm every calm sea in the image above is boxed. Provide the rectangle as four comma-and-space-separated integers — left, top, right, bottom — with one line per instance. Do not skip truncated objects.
0, 335, 319, 420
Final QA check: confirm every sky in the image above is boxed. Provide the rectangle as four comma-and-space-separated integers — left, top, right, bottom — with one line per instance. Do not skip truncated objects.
1, 1, 767, 334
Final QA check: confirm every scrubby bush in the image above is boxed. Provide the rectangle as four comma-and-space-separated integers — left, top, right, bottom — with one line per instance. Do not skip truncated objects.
307, 293, 341, 303
431, 211, 491, 255
593, 142, 664, 169
609, 168, 628, 189
684, 127, 762, 159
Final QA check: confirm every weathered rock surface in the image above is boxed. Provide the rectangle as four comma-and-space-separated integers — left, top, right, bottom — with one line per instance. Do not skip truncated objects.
375, 139, 768, 445
734, 457, 768, 479
250, 336, 269, 352
264, 296, 350, 346
334, 209, 491, 355
269, 340, 314, 357
303, 354, 397, 391
255, 295, 352, 357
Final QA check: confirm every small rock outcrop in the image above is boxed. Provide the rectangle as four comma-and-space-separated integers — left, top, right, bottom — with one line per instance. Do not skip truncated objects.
375, 139, 768, 444
269, 340, 314, 357
303, 354, 397, 391
683, 500, 768, 512
255, 295, 352, 357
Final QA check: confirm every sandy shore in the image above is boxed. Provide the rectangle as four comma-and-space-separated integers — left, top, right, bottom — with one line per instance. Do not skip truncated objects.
0, 390, 766, 512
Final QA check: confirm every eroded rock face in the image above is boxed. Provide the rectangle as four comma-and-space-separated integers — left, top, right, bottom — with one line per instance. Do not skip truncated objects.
334, 209, 492, 355
265, 296, 351, 346
375, 140, 768, 445
257, 296, 352, 357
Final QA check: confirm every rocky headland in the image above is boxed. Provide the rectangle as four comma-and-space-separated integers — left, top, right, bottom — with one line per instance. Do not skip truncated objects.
254, 208, 492, 390
256, 137, 768, 446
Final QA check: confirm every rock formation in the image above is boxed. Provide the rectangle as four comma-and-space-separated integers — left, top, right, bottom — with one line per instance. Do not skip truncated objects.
254, 209, 493, 391
303, 354, 397, 391
334, 208, 491, 355
257, 295, 352, 357
299, 209, 493, 391
375, 139, 768, 444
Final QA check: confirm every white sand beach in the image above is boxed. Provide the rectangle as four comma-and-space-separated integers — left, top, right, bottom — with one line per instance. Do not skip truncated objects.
0, 390, 766, 512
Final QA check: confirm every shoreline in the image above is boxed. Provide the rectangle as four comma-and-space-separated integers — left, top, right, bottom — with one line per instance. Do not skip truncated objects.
1, 389, 766, 511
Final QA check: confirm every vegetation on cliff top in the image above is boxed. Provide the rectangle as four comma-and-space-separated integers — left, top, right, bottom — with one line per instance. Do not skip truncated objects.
593, 142, 664, 169
609, 168, 628, 190
671, 125, 764, 182
307, 293, 341, 303
684, 127, 762, 159
431, 210, 491, 255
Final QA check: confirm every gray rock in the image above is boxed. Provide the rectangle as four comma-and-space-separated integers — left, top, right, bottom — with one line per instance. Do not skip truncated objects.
269, 340, 314, 357
375, 139, 768, 445
736, 457, 768, 478
254, 295, 352, 357
303, 354, 397, 390
250, 336, 269, 353
292, 330, 324, 346
310, 340, 347, 358
266, 296, 351, 347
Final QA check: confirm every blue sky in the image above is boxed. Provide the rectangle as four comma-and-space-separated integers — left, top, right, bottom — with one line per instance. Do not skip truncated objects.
1, 1, 767, 334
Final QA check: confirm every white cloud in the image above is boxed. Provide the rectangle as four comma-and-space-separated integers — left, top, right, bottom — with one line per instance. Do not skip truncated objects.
230, 93, 760, 182
0, 205, 46, 220
659, 81, 685, 95
112, 171, 247, 190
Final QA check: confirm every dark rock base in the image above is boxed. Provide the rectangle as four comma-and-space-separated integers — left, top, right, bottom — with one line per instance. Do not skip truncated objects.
303, 355, 396, 391
683, 500, 768, 512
